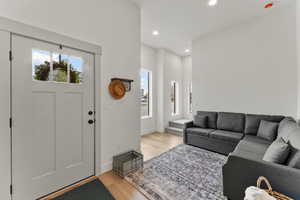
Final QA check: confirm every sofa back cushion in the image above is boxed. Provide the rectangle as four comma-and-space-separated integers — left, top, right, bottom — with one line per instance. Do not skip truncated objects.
217, 112, 245, 133
244, 114, 284, 135
278, 117, 296, 140
196, 111, 217, 129
194, 115, 208, 128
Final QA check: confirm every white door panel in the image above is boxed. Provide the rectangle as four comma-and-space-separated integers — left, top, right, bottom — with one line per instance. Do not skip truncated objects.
0, 30, 11, 200
12, 35, 94, 200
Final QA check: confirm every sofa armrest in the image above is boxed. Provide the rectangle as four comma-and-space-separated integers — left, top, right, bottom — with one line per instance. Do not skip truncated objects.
183, 121, 194, 143
223, 154, 300, 200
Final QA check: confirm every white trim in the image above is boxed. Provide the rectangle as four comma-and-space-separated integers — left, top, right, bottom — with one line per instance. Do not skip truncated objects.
0, 16, 103, 190
0, 16, 101, 55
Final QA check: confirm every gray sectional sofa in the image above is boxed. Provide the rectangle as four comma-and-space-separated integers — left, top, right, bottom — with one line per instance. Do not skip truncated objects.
183, 111, 300, 200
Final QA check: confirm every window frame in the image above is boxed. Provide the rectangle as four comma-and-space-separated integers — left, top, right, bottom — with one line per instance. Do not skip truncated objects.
189, 82, 192, 113
171, 80, 179, 116
140, 69, 153, 119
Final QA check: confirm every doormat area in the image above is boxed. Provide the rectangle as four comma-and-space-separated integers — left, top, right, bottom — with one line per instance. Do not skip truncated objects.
126, 144, 228, 200
53, 179, 115, 200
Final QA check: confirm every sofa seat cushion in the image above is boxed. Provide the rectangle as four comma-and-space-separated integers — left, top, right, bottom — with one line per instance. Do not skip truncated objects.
217, 112, 245, 132
186, 128, 215, 137
245, 114, 284, 136
196, 111, 218, 129
210, 130, 243, 143
233, 136, 271, 160
232, 147, 264, 160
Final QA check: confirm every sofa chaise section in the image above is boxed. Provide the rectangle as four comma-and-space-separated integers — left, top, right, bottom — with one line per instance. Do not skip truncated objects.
223, 117, 300, 200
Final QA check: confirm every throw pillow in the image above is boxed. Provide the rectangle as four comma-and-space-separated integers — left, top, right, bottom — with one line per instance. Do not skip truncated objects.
257, 120, 279, 141
263, 138, 290, 164
194, 115, 208, 128
287, 149, 300, 169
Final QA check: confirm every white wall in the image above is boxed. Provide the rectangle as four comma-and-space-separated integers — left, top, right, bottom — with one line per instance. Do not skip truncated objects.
141, 46, 185, 133
183, 56, 193, 119
163, 50, 184, 128
193, 5, 298, 118
141, 44, 158, 135
0, 0, 141, 173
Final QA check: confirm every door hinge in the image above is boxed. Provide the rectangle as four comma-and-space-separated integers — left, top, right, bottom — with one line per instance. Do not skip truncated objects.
10, 184, 12, 195
9, 118, 12, 128
9, 50, 12, 61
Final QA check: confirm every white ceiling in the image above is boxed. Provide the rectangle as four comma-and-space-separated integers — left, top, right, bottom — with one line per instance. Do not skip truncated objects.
131, 0, 293, 56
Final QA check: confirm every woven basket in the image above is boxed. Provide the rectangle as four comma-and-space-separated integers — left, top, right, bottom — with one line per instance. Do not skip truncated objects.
257, 177, 294, 200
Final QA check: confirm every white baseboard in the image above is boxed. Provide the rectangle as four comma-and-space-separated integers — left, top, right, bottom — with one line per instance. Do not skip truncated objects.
100, 161, 113, 175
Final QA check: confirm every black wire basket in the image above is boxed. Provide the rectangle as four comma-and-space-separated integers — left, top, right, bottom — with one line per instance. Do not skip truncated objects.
113, 150, 144, 177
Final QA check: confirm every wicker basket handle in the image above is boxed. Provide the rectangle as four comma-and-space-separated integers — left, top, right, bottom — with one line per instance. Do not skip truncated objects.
257, 176, 273, 192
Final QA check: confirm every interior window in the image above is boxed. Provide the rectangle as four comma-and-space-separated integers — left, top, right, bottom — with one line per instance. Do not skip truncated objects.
171, 81, 179, 115
189, 82, 192, 113
140, 69, 152, 118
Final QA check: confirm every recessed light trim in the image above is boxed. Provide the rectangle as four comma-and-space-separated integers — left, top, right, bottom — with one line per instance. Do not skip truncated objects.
185, 49, 191, 53
152, 30, 159, 36
208, 0, 218, 7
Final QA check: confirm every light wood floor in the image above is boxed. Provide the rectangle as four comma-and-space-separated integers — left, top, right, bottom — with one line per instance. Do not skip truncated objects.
42, 132, 183, 200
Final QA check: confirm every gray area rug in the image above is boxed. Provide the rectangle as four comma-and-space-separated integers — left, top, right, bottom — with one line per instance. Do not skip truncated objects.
126, 144, 228, 200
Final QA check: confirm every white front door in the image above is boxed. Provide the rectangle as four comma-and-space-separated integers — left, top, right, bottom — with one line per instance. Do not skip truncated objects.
11, 35, 95, 200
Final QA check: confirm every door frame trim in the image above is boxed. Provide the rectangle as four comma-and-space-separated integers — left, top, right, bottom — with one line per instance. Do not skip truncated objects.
0, 16, 102, 199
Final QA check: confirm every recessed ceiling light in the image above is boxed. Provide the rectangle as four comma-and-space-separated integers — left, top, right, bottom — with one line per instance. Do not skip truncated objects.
185, 49, 191, 53
208, 0, 218, 7
152, 30, 159, 36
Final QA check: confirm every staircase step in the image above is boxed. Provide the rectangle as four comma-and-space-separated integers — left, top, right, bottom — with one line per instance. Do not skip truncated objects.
165, 127, 184, 136
169, 119, 193, 129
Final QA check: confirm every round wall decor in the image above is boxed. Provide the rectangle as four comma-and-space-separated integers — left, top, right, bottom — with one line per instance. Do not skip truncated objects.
109, 80, 126, 99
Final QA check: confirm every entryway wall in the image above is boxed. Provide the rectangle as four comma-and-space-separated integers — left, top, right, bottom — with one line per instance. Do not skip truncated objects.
0, 17, 101, 200
0, 0, 141, 177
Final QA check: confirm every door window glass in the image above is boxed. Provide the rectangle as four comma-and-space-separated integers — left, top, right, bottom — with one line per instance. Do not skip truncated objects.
32, 49, 83, 84
32, 49, 51, 81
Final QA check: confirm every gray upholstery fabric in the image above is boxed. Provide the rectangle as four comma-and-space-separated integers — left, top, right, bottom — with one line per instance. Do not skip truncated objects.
287, 149, 300, 169
193, 115, 207, 128
257, 120, 278, 141
286, 126, 300, 169
235, 136, 270, 158
278, 117, 296, 137
263, 138, 290, 164
196, 111, 218, 129
186, 128, 215, 137
243, 135, 272, 146
231, 147, 264, 160
278, 119, 299, 142
244, 114, 284, 135
210, 130, 243, 143
217, 112, 245, 132
223, 155, 300, 200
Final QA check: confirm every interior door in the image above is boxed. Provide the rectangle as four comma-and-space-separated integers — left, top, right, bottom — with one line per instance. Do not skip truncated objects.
0, 30, 11, 200
11, 34, 95, 200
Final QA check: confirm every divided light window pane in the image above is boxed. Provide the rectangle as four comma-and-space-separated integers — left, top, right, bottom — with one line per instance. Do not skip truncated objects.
53, 54, 68, 83
141, 71, 150, 117
32, 49, 51, 81
32, 49, 83, 84
69, 56, 83, 84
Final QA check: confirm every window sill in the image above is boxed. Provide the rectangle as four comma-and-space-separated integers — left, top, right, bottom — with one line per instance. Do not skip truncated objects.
141, 116, 152, 120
